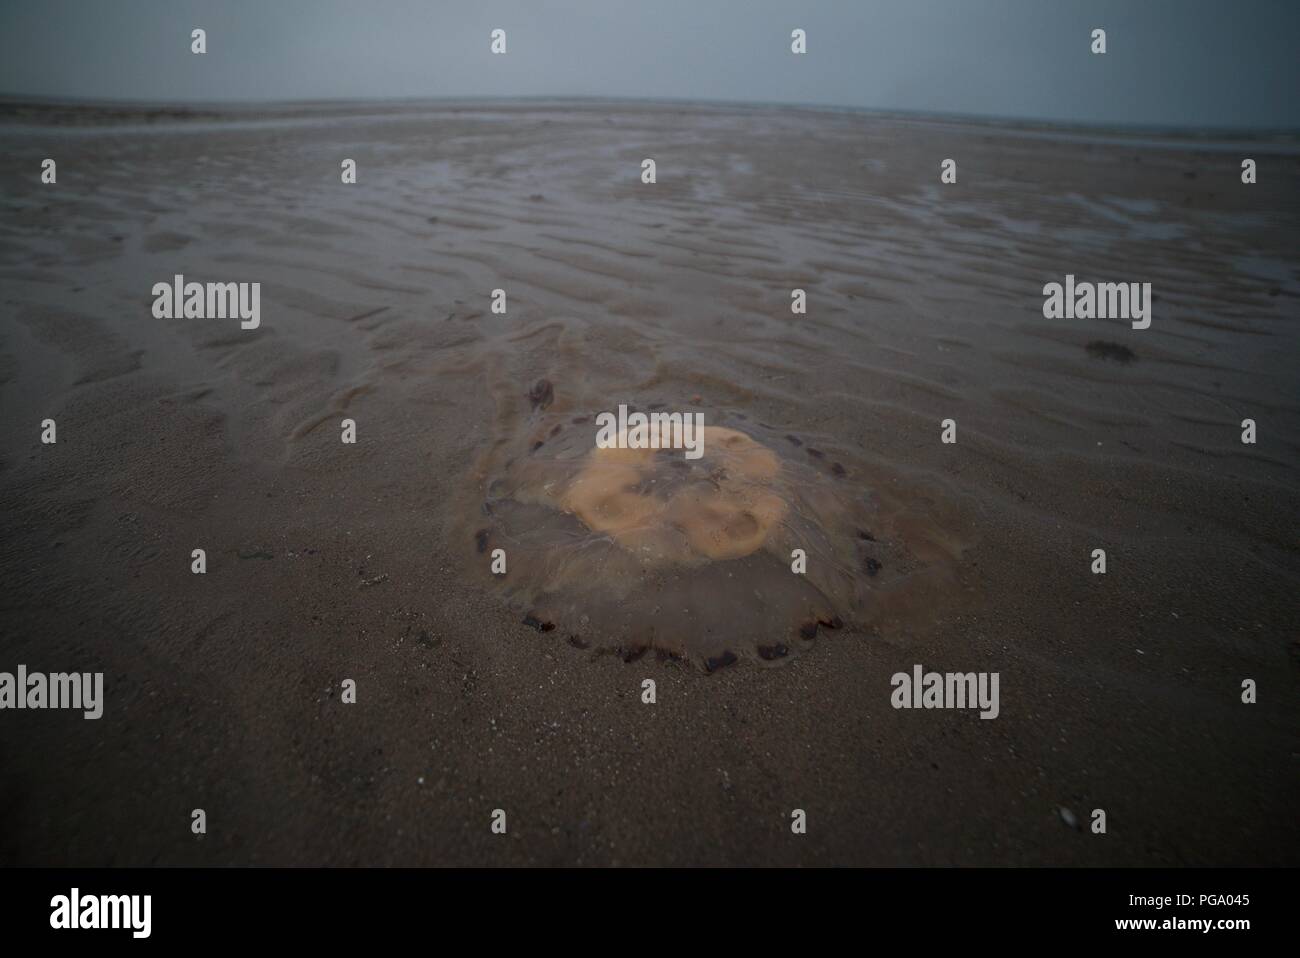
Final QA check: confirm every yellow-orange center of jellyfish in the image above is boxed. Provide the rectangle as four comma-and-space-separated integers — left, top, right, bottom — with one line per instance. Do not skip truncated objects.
560, 426, 787, 561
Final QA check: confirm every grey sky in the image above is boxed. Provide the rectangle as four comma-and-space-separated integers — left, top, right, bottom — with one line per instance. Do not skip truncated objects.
2, 0, 1297, 128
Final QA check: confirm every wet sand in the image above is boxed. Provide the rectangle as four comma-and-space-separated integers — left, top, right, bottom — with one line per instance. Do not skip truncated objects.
0, 99, 1297, 865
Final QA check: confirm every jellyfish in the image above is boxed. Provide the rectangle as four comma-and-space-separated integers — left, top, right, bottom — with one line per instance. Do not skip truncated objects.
461, 388, 968, 671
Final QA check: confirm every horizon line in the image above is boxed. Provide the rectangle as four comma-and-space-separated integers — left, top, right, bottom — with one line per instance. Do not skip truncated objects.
3, 91, 1299, 139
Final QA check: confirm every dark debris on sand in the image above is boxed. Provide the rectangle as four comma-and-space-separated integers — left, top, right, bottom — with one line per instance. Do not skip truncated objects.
1085, 340, 1137, 363
528, 378, 554, 410
704, 650, 738, 673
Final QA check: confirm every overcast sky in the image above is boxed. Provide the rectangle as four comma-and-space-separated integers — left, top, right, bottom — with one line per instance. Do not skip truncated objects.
2, 0, 1297, 128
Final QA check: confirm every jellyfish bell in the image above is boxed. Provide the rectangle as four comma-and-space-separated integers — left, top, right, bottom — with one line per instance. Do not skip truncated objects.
465, 408, 968, 670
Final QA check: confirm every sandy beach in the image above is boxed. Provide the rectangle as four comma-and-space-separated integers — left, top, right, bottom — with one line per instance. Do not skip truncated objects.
0, 98, 1297, 866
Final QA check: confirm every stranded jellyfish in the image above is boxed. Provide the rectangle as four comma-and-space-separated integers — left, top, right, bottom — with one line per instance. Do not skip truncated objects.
464, 385, 967, 671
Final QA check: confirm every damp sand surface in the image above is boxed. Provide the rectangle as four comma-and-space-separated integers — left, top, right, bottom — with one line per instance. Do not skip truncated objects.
0, 99, 1298, 865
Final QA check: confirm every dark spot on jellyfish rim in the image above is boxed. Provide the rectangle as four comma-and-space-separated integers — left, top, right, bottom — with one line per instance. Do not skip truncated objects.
1086, 340, 1137, 364
530, 440, 544, 453
704, 650, 738, 673
857, 529, 876, 542
474, 528, 490, 553
863, 556, 882, 576
806, 447, 825, 459
523, 613, 555, 633
758, 643, 789, 661
799, 617, 842, 641
571, 415, 589, 424
549, 423, 562, 437
831, 462, 846, 477
785, 434, 802, 446
528, 378, 554, 410
567, 634, 590, 650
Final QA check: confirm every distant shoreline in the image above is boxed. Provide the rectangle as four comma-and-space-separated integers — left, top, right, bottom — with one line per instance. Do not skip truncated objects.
3, 92, 1299, 143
